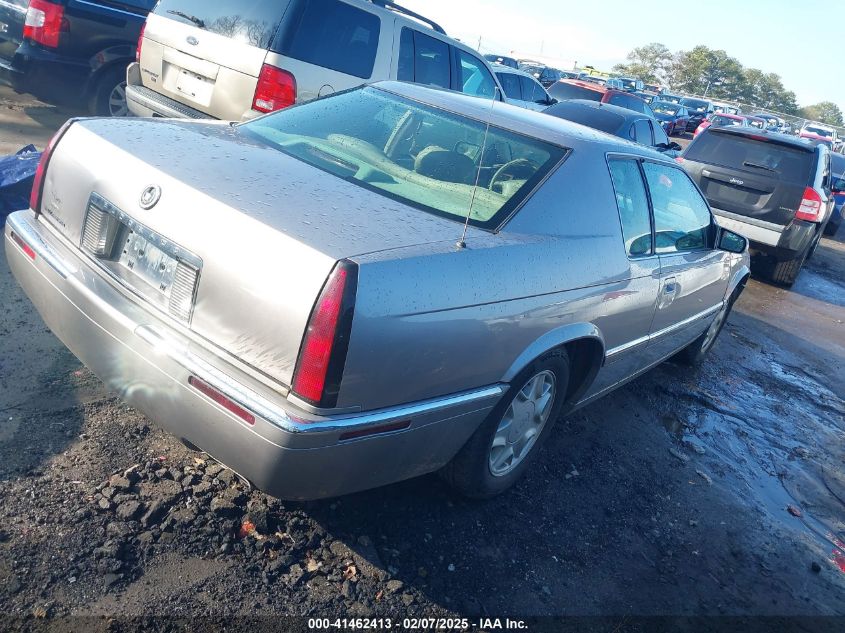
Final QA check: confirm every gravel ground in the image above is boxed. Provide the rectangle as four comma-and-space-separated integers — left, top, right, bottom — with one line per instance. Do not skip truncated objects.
1, 88, 844, 631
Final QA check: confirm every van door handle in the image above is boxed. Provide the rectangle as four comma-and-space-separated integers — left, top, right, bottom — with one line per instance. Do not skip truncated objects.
663, 278, 678, 295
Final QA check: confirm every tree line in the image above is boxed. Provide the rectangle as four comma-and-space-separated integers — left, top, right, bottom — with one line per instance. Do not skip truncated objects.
612, 43, 843, 126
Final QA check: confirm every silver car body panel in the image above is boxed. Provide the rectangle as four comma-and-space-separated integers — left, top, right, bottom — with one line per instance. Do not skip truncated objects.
8, 83, 750, 498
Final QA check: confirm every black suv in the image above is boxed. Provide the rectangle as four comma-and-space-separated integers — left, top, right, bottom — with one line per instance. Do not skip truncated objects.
519, 64, 563, 88
681, 127, 834, 286
0, 0, 154, 116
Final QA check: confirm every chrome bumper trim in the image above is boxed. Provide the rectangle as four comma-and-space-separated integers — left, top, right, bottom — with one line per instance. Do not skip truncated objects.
6, 212, 74, 279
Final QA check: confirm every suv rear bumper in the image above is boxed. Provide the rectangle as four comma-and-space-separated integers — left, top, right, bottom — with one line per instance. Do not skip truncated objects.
2, 43, 90, 101
5, 210, 502, 499
712, 208, 817, 260
125, 62, 207, 119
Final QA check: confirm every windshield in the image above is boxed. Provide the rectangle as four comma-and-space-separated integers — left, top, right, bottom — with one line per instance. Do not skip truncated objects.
681, 98, 709, 113
240, 87, 566, 229
652, 103, 679, 115
747, 118, 765, 129
620, 78, 638, 89
805, 126, 834, 138
548, 82, 602, 101
544, 103, 624, 134
661, 94, 682, 104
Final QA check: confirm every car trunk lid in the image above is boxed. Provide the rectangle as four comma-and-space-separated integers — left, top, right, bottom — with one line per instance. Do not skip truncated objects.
682, 129, 815, 227
139, 0, 292, 120
37, 118, 468, 388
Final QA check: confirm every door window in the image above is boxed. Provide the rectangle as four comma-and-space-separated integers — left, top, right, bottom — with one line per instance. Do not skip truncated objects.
519, 76, 547, 104
632, 119, 652, 145
643, 162, 713, 253
497, 72, 522, 100
651, 120, 669, 146
608, 159, 653, 257
456, 49, 497, 99
397, 29, 450, 89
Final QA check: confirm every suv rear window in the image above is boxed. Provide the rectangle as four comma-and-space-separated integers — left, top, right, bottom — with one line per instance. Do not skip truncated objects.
154, 0, 288, 49
548, 83, 601, 102
686, 131, 814, 184
278, 0, 380, 78
544, 102, 623, 134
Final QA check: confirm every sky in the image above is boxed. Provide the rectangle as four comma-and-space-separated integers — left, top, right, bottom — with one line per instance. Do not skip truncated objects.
400, 0, 839, 111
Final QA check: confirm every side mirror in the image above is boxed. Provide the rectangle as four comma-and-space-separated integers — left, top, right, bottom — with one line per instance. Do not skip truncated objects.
669, 142, 682, 151
718, 229, 748, 254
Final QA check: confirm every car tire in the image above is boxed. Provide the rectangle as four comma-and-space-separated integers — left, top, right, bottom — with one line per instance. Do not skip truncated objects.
771, 229, 818, 287
440, 349, 570, 499
89, 66, 130, 117
677, 285, 740, 366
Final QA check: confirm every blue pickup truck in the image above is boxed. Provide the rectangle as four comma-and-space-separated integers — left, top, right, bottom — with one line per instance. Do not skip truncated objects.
0, 0, 154, 115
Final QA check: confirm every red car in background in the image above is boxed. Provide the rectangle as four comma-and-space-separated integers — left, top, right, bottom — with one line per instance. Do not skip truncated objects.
547, 80, 655, 116
694, 112, 749, 137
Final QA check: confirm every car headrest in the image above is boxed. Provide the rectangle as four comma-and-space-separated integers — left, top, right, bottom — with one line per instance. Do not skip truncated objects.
414, 146, 475, 184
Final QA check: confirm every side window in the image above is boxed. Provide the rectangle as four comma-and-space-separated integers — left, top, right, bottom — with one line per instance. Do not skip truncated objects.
651, 120, 669, 146
519, 76, 544, 103
399, 30, 450, 89
456, 49, 497, 99
608, 159, 653, 257
633, 119, 652, 145
281, 0, 380, 79
497, 72, 522, 100
642, 162, 713, 254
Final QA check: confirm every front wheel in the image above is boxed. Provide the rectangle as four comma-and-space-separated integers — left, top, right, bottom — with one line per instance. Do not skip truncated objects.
440, 350, 569, 498
677, 289, 738, 365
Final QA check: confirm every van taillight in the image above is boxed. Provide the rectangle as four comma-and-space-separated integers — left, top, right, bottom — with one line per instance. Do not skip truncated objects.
23, 0, 67, 49
795, 187, 823, 222
136, 22, 146, 62
292, 261, 357, 408
30, 120, 73, 215
252, 64, 296, 113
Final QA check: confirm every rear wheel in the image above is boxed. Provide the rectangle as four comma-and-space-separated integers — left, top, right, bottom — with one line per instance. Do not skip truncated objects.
440, 350, 569, 498
771, 229, 818, 286
89, 66, 129, 117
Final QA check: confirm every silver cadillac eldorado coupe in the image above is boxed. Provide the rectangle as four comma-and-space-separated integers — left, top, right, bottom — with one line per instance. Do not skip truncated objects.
4, 82, 750, 499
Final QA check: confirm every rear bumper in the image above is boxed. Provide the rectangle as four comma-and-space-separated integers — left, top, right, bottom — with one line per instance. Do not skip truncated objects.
711, 208, 816, 259
125, 62, 207, 119
4, 211, 502, 499
2, 43, 89, 100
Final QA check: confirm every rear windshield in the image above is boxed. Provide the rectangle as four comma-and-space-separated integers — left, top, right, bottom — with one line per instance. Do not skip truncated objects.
710, 115, 742, 127
548, 82, 602, 102
804, 126, 834, 138
154, 0, 288, 48
685, 131, 814, 183
240, 87, 566, 229
544, 103, 624, 134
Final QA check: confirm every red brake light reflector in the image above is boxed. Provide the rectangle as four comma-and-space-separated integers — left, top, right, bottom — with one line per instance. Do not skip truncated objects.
252, 64, 296, 113
23, 0, 66, 48
795, 187, 822, 222
189, 376, 255, 425
10, 231, 36, 260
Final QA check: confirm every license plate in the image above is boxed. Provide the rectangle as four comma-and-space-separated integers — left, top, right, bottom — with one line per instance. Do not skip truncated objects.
174, 68, 214, 105
119, 230, 179, 298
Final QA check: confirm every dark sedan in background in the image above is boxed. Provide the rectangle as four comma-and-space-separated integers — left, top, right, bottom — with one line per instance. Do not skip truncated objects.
544, 99, 682, 157
651, 101, 690, 137
681, 97, 714, 132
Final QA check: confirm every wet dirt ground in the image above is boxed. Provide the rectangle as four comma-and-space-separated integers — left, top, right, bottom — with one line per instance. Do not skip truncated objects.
0, 88, 843, 629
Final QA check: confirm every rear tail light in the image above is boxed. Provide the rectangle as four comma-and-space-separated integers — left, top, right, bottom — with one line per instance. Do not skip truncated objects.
252, 64, 296, 113
23, 0, 67, 48
795, 187, 823, 222
292, 260, 358, 408
136, 22, 146, 62
30, 119, 73, 215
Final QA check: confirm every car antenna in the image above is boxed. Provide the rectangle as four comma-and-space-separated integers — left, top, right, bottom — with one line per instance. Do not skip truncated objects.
457, 87, 500, 250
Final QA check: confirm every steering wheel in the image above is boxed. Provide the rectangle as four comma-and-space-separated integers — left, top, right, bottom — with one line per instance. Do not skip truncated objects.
488, 158, 540, 191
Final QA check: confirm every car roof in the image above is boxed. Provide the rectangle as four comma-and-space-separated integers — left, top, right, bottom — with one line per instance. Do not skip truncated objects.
551, 98, 650, 121
713, 113, 745, 120
372, 81, 667, 158
708, 126, 820, 151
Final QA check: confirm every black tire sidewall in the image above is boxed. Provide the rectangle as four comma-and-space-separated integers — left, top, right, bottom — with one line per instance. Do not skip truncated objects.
444, 350, 570, 498
90, 66, 128, 117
